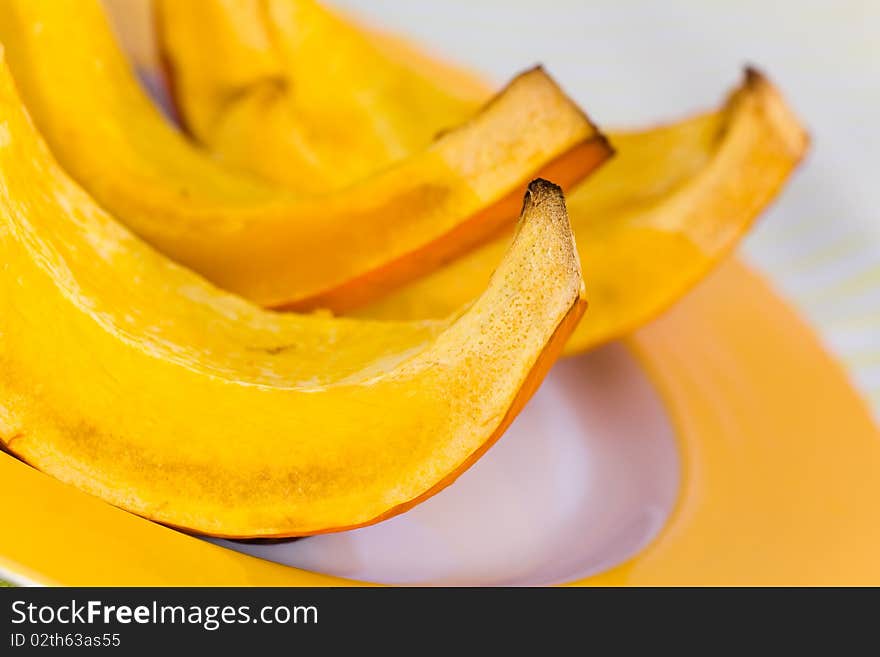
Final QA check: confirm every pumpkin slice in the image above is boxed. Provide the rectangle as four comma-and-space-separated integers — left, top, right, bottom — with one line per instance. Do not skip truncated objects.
155, 0, 489, 192
0, 48, 585, 537
156, 0, 808, 354
0, 0, 609, 311
359, 70, 809, 355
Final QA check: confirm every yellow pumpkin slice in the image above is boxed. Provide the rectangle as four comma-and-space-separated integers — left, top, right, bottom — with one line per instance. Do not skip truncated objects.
360, 71, 809, 355
5, 257, 880, 585
0, 0, 608, 311
155, 0, 489, 192
0, 46, 587, 537
156, 1, 808, 354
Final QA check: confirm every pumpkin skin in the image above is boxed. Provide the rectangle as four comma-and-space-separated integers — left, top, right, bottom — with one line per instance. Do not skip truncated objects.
0, 0, 608, 310
157, 0, 808, 353
0, 46, 586, 537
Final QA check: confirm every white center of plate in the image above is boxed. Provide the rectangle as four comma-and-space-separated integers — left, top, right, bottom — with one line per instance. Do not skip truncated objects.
215, 343, 680, 585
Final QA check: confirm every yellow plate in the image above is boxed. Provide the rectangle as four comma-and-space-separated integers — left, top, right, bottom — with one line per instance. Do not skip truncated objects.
2, 257, 877, 586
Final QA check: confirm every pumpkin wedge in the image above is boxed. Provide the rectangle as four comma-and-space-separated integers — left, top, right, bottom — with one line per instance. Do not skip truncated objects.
156, 1, 808, 354
0, 48, 585, 537
359, 70, 809, 355
0, 0, 609, 311
155, 0, 489, 192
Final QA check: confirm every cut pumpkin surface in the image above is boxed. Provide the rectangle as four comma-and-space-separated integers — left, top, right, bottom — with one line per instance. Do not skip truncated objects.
157, 0, 809, 354
0, 0, 608, 311
0, 46, 587, 537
